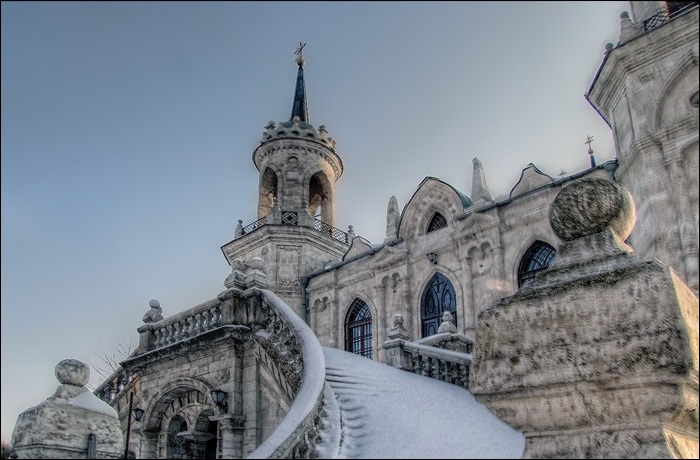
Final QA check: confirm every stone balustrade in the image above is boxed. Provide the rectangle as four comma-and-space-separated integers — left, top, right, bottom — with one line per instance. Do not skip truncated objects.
248, 290, 326, 459
135, 298, 222, 353
384, 313, 472, 390
94, 366, 134, 404
150, 300, 222, 351
401, 341, 472, 389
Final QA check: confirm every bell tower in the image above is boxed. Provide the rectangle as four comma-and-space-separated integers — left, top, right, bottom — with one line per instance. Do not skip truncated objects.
586, 2, 699, 291
253, 44, 342, 228
221, 45, 351, 318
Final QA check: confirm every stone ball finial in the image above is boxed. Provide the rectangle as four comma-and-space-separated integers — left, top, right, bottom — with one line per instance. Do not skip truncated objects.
55, 359, 90, 387
143, 299, 164, 324
605, 43, 614, 52
550, 178, 635, 242
620, 11, 630, 19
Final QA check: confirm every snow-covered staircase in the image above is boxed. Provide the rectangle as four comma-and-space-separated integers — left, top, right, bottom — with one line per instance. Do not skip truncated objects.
313, 347, 525, 459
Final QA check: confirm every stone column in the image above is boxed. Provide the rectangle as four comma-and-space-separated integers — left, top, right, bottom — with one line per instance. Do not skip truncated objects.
399, 275, 413, 339
463, 256, 475, 336
330, 299, 339, 347
241, 346, 260, 457
375, 282, 388, 363
662, 153, 699, 291
157, 432, 168, 459
138, 431, 158, 460
309, 301, 318, 335
210, 414, 245, 459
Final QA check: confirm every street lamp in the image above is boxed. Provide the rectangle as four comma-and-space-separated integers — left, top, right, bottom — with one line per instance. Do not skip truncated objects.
210, 389, 229, 413
132, 408, 145, 422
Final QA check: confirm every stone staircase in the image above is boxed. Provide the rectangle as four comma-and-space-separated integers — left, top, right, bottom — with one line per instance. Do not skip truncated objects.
312, 347, 525, 459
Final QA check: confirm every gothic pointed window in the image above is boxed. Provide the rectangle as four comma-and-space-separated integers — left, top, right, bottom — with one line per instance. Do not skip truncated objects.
427, 212, 447, 233
517, 240, 556, 287
421, 273, 456, 338
345, 298, 372, 359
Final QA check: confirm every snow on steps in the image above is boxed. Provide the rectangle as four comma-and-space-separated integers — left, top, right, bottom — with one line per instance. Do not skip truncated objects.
313, 347, 525, 459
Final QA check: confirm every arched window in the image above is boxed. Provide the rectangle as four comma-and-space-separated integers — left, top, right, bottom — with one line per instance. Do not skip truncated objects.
345, 298, 372, 359
421, 273, 456, 338
309, 171, 333, 224
518, 241, 556, 287
427, 212, 447, 233
258, 168, 278, 218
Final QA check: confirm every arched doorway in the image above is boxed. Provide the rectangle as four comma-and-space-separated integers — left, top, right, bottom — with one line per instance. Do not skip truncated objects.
166, 415, 188, 459
421, 273, 456, 338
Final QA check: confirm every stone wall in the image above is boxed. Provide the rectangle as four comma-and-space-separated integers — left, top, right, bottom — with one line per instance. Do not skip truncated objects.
470, 178, 699, 459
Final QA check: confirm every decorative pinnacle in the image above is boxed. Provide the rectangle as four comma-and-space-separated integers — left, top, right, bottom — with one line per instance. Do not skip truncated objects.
294, 41, 306, 66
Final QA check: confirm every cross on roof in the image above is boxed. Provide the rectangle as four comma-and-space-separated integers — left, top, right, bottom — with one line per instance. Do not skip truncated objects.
585, 135, 594, 148
294, 42, 307, 59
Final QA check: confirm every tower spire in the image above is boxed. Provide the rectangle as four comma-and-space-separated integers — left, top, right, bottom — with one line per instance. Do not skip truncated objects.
291, 42, 309, 123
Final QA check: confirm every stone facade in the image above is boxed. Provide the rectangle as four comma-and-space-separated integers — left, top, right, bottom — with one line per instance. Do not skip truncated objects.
306, 165, 617, 360
587, 1, 699, 292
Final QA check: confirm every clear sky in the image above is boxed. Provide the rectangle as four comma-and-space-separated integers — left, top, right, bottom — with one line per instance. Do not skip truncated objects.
1, 1, 628, 442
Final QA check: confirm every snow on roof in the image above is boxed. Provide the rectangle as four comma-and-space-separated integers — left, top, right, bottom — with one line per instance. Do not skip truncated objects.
321, 347, 525, 459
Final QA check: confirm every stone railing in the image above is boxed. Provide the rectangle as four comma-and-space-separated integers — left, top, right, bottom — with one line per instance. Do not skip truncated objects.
144, 299, 223, 352
401, 341, 471, 389
384, 314, 472, 390
247, 289, 326, 459
94, 365, 134, 404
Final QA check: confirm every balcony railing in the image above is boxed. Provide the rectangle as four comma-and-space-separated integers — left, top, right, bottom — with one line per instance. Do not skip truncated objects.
313, 219, 349, 244
237, 212, 350, 245
242, 216, 267, 235
643, 2, 698, 31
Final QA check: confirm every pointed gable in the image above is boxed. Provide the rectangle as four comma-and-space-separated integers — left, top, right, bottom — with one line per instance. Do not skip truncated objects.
398, 177, 471, 240
509, 163, 553, 199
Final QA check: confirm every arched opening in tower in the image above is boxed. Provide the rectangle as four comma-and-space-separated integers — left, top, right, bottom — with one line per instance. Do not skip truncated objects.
308, 171, 333, 225
258, 168, 278, 218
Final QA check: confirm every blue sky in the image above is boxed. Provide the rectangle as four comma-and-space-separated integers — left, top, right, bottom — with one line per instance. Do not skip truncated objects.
1, 1, 628, 441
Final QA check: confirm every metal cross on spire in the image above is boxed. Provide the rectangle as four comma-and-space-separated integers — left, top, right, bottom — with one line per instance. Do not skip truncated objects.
585, 135, 597, 168
294, 42, 307, 60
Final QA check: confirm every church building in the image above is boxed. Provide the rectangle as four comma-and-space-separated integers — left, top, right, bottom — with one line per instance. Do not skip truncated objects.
12, 2, 698, 459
